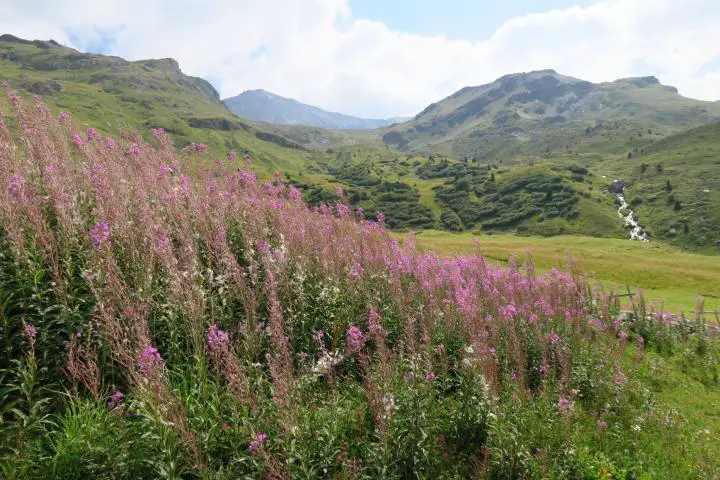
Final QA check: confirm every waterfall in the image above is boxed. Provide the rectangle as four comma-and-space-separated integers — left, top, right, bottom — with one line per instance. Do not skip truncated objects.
616, 190, 649, 241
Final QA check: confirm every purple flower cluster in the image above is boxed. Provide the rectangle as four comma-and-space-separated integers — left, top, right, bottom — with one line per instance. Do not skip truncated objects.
227, 151, 237, 162
139, 344, 163, 376
207, 325, 230, 353
154, 229, 171, 254
22, 322, 37, 346
8, 90, 20, 106
7, 175, 25, 200
346, 325, 365, 352
349, 262, 363, 280
150, 128, 165, 139
185, 142, 207, 153
108, 390, 125, 414
90, 221, 111, 249
247, 432, 267, 456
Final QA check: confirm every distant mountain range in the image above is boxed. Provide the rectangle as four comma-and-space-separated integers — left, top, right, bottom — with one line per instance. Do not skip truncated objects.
382, 69, 720, 161
223, 89, 410, 130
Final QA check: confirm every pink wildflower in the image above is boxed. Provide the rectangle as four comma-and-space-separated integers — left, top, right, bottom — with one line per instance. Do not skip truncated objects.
89, 221, 111, 249
227, 150, 237, 162
128, 143, 141, 157
7, 175, 25, 200
7, 91, 19, 106
58, 111, 69, 122
108, 390, 125, 414
138, 344, 163, 376
376, 212, 385, 225
288, 186, 302, 201
539, 363, 549, 375
154, 229, 171, 253
71, 133, 85, 147
557, 397, 572, 412
346, 325, 365, 352
425, 371, 437, 382
547, 331, 560, 344
502, 304, 517, 320
349, 262, 363, 280
247, 432, 267, 456
207, 325, 230, 353
22, 322, 37, 346
312, 330, 325, 343
151, 127, 165, 139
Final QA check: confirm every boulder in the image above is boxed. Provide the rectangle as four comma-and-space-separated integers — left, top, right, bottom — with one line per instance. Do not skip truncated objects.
609, 180, 625, 194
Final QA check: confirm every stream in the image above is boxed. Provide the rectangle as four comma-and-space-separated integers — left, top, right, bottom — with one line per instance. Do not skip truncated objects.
616, 190, 649, 241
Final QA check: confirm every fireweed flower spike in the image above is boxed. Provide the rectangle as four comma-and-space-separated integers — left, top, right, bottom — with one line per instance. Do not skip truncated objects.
207, 325, 230, 353
346, 325, 365, 352
108, 390, 125, 414
138, 345, 163, 376
90, 221, 111, 249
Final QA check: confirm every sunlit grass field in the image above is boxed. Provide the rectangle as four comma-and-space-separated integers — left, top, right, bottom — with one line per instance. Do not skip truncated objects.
406, 230, 720, 313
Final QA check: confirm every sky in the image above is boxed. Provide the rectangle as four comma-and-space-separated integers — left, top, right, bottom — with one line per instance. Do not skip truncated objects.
1, 0, 720, 118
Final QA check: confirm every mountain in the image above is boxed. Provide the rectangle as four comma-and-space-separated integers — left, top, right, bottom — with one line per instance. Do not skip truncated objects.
224, 89, 410, 130
0, 34, 317, 175
382, 69, 720, 163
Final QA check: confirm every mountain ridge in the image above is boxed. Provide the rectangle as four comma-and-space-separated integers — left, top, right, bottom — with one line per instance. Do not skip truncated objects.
382, 69, 720, 162
224, 89, 410, 130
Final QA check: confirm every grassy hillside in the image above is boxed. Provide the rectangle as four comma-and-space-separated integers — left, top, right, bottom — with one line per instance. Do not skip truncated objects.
410, 230, 720, 312
593, 122, 720, 252
382, 70, 720, 163
0, 34, 320, 176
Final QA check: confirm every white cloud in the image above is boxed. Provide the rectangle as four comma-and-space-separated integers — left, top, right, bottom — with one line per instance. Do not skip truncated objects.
1, 0, 719, 118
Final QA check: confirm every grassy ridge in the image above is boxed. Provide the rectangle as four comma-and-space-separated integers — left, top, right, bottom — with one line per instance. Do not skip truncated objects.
0, 35, 321, 177
410, 230, 720, 312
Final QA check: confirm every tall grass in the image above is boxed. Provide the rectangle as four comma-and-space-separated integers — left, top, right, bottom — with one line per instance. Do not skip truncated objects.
1, 90, 718, 479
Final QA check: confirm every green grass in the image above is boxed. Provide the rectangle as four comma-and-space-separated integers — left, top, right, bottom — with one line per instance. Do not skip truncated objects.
409, 230, 720, 312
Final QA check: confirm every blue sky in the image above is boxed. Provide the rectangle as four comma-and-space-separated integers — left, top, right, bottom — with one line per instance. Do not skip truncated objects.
2, 0, 720, 118
351, 0, 597, 40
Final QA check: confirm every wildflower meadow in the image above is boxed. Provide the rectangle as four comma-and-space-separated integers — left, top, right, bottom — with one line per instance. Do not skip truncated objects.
0, 91, 718, 479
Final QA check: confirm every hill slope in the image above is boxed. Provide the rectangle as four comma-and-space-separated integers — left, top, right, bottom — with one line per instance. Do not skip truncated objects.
0, 34, 316, 175
383, 69, 720, 163
224, 89, 409, 130
593, 122, 720, 252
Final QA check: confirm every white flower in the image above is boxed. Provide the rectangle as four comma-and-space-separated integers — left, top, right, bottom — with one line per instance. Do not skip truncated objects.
312, 350, 344, 376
